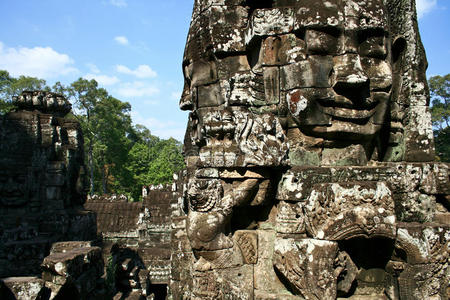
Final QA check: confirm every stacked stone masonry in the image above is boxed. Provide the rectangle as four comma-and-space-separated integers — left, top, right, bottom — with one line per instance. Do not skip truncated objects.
172, 0, 450, 299
84, 184, 178, 299
0, 92, 102, 299
0, 0, 449, 299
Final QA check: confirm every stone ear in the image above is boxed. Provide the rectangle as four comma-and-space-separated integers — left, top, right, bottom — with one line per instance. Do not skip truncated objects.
392, 36, 406, 63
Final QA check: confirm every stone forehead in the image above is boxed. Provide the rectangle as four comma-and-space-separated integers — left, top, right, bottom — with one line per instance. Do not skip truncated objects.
0, 167, 29, 173
295, 0, 388, 30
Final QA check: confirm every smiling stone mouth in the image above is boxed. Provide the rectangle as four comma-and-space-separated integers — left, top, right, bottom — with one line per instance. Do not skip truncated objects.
322, 106, 377, 120
316, 95, 379, 120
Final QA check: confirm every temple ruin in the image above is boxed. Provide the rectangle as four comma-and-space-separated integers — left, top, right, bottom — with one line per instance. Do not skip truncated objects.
0, 0, 449, 299
0, 91, 103, 298
172, 0, 449, 299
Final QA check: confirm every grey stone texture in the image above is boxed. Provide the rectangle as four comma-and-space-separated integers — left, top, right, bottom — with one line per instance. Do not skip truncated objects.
84, 183, 181, 299
173, 0, 450, 299
0, 91, 96, 278
0, 92, 103, 299
0, 0, 448, 299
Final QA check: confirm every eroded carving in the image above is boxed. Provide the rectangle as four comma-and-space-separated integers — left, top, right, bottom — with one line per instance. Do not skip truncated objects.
173, 0, 450, 299
0, 91, 95, 278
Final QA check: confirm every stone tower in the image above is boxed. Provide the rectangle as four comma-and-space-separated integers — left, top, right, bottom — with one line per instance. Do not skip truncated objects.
171, 0, 449, 299
0, 91, 96, 278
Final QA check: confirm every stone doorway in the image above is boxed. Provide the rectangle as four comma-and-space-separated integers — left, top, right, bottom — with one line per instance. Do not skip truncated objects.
337, 237, 398, 299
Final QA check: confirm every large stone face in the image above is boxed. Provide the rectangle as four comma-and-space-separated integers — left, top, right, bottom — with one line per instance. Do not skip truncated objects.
0, 91, 96, 278
181, 0, 434, 167
173, 0, 449, 299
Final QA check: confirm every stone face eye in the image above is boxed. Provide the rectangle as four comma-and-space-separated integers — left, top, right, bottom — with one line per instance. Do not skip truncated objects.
305, 29, 338, 55
359, 30, 387, 59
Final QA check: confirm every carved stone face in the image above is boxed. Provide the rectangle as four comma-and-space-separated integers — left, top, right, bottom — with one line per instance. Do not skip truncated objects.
181, 0, 398, 166
0, 169, 29, 207
284, 0, 392, 145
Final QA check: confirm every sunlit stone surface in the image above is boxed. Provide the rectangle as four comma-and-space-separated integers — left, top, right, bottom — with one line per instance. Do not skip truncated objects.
171, 0, 450, 299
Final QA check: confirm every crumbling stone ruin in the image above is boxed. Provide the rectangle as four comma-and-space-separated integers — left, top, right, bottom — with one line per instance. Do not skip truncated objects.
172, 0, 450, 299
0, 91, 179, 299
84, 184, 177, 299
1, 0, 449, 299
0, 92, 103, 299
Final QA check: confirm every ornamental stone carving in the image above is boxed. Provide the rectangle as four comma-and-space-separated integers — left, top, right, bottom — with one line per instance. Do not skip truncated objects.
171, 0, 449, 299
0, 91, 96, 278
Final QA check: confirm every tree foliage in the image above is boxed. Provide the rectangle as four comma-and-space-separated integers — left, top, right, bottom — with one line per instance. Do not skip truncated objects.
127, 137, 184, 199
0, 70, 49, 114
0, 70, 185, 200
429, 74, 450, 162
62, 77, 185, 200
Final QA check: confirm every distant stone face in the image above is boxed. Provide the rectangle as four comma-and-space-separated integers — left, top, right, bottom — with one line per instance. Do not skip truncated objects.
0, 91, 96, 278
172, 1, 449, 300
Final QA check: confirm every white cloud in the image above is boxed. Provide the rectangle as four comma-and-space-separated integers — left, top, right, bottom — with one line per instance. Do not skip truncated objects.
0, 42, 78, 79
416, 0, 437, 18
110, 0, 127, 8
114, 36, 129, 45
84, 73, 120, 86
131, 110, 186, 140
116, 64, 157, 78
115, 81, 160, 98
86, 63, 100, 74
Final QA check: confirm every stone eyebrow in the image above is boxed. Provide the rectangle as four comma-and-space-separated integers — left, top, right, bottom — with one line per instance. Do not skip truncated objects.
357, 26, 388, 37
304, 25, 343, 36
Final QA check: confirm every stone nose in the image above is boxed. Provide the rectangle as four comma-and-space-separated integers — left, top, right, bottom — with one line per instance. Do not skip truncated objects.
331, 54, 370, 105
6, 177, 16, 192
332, 54, 368, 87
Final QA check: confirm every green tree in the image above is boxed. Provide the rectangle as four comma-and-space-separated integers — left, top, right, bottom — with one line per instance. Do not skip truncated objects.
93, 94, 134, 195
126, 134, 184, 201
66, 78, 136, 196
0, 70, 48, 114
429, 74, 450, 162
147, 138, 185, 184
0, 71, 185, 200
67, 78, 104, 194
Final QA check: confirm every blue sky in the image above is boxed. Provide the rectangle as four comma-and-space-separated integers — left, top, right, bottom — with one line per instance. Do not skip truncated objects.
0, 0, 448, 141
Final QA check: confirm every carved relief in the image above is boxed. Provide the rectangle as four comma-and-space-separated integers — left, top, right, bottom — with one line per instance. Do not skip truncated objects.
275, 201, 305, 234
187, 178, 223, 212
0, 91, 94, 278
190, 108, 288, 167
304, 181, 396, 240
273, 238, 338, 299
0, 168, 30, 207
175, 0, 449, 299
234, 231, 258, 264
187, 178, 260, 252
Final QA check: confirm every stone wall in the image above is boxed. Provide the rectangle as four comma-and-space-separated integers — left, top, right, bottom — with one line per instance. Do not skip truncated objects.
84, 181, 181, 299
0, 90, 179, 297
172, 0, 450, 299
0, 91, 96, 278
0, 91, 104, 300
